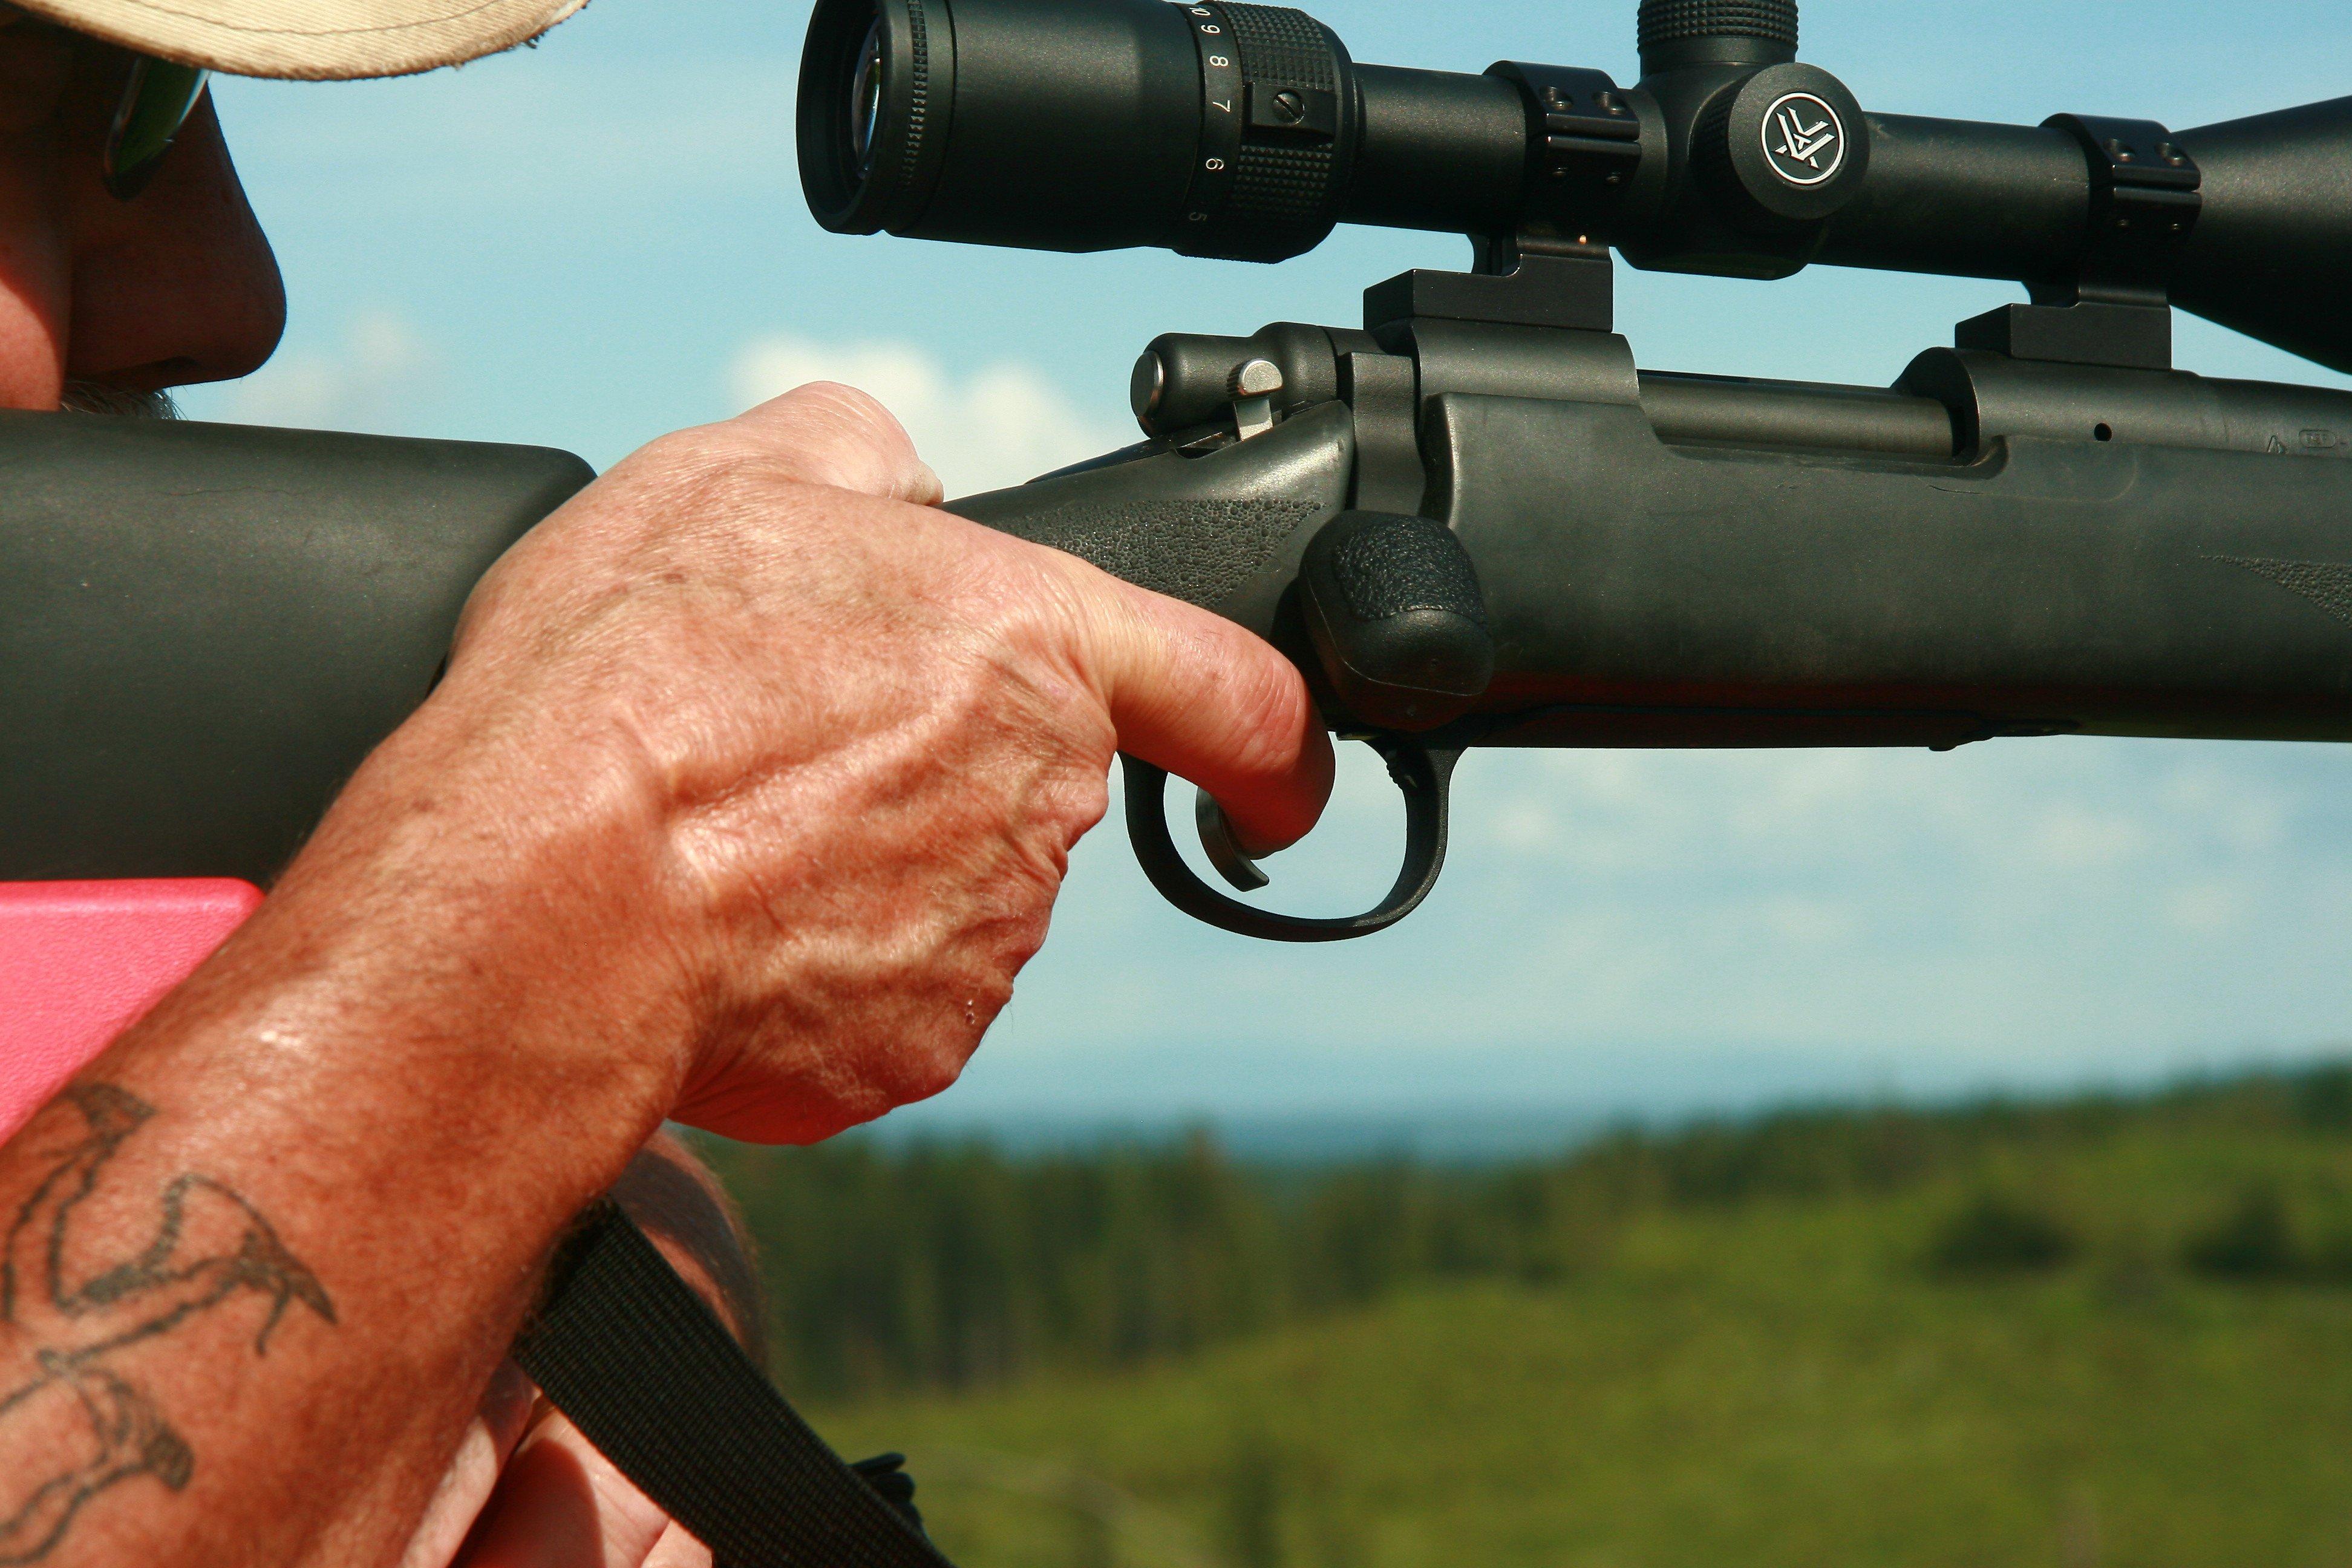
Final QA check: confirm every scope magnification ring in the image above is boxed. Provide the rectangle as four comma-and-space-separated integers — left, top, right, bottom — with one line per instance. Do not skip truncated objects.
1178, 4, 1246, 237
1168, 1, 1356, 263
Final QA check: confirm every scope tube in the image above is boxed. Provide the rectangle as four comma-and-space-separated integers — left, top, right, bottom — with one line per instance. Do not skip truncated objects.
1341, 65, 1526, 237
802, 0, 2352, 371
1816, 115, 2089, 283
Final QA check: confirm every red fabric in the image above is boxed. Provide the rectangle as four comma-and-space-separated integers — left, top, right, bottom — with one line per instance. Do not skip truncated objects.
0, 880, 261, 1143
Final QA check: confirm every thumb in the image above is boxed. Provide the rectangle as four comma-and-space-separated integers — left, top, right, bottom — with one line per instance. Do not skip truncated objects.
727, 381, 944, 505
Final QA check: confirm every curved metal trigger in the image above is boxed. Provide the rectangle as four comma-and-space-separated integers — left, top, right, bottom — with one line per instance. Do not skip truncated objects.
1119, 739, 1460, 942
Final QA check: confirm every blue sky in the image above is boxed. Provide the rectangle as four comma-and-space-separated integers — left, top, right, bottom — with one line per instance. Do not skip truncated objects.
180, 0, 2352, 1128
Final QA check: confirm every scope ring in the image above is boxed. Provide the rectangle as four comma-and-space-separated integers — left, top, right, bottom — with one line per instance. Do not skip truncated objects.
1119, 739, 1458, 942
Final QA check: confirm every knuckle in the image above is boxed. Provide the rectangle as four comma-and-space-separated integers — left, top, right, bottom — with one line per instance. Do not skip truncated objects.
899, 1039, 969, 1104
1217, 655, 1316, 777
784, 379, 900, 440
1048, 769, 1113, 839
739, 381, 924, 494
629, 423, 742, 485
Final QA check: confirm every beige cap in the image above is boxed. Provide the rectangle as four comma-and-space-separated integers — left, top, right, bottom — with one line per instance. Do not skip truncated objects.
8, 0, 590, 80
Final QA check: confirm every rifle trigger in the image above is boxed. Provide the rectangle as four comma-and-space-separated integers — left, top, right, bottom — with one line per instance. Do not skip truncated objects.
1118, 741, 1460, 942
1196, 789, 1272, 890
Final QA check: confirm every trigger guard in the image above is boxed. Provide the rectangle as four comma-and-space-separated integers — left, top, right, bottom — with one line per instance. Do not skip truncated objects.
1120, 740, 1459, 942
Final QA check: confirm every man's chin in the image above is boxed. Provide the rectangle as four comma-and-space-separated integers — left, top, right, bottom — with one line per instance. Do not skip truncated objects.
59, 380, 179, 419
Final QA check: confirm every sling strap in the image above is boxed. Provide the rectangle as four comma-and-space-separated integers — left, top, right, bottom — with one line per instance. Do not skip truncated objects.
514, 1198, 955, 1568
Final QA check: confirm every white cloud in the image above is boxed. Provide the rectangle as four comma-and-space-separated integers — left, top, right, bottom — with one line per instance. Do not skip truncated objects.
727, 335, 1134, 500
209, 311, 443, 436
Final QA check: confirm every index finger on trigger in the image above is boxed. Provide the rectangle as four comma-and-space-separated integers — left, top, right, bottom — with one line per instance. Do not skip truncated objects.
1073, 566, 1336, 858
727, 381, 946, 506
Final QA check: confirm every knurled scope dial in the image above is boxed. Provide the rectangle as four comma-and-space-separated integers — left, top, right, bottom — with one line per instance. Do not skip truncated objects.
1169, 2, 1358, 263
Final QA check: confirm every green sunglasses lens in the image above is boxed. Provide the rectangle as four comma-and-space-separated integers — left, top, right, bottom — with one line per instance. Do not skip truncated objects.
103, 57, 208, 201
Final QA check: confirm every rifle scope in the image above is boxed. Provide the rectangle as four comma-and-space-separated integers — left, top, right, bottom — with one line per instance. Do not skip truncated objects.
800, 0, 2352, 372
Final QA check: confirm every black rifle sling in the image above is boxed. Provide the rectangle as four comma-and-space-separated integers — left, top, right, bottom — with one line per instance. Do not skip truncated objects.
512, 1198, 954, 1568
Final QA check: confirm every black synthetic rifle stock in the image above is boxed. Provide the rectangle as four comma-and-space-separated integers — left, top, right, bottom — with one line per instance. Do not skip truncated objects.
0, 414, 592, 885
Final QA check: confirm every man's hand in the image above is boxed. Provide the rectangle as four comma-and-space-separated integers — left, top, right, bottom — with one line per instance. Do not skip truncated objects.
289, 382, 1333, 1143
0, 381, 1329, 1566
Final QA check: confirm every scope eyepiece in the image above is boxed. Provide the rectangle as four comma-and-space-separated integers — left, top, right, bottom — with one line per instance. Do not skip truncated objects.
800, 0, 1361, 261
801, 0, 947, 238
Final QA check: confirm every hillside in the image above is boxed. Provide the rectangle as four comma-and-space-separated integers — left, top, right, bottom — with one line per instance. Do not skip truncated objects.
707, 1071, 2352, 1566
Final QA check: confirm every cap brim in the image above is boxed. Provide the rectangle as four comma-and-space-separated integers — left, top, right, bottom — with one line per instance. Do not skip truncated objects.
10, 0, 591, 80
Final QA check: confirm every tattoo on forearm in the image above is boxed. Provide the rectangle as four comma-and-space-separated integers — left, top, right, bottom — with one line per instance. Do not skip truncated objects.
0, 1084, 334, 1563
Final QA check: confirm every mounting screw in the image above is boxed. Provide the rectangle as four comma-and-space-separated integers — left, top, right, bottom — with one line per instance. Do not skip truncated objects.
1271, 89, 1306, 124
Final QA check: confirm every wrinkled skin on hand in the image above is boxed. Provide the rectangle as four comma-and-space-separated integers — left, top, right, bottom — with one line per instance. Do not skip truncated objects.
371, 383, 1333, 1143
0, 382, 1331, 1568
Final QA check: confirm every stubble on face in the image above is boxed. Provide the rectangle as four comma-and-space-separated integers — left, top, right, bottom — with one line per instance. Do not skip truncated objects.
60, 378, 177, 417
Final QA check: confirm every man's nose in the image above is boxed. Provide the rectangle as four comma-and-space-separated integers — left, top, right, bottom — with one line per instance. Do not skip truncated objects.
65, 94, 287, 396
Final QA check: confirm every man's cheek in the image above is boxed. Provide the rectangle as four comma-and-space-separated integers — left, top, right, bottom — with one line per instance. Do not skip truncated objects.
0, 191, 68, 411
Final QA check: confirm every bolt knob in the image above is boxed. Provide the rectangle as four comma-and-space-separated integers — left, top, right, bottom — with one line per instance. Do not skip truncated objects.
1229, 359, 1284, 399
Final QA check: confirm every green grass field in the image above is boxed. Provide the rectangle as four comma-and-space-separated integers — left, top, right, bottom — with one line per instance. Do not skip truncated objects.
800, 1116, 2352, 1567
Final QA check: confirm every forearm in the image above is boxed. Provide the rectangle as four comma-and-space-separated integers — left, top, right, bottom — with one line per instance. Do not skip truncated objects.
0, 379, 1330, 1566
0, 708, 685, 1566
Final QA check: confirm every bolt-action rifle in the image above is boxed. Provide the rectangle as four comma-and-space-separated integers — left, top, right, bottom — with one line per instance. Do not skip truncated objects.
5, 6, 2350, 1558
803, 0, 2352, 939
6, 0, 2352, 951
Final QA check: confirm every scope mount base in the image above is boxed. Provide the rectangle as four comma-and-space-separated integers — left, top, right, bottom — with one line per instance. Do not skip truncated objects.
1364, 246, 1614, 335
1954, 299, 2173, 373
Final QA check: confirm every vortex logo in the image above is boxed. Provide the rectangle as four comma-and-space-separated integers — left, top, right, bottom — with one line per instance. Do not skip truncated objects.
1763, 92, 1845, 186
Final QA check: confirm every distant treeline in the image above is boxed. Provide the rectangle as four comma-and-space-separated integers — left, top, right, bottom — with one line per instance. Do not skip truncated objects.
694, 1065, 2352, 1399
